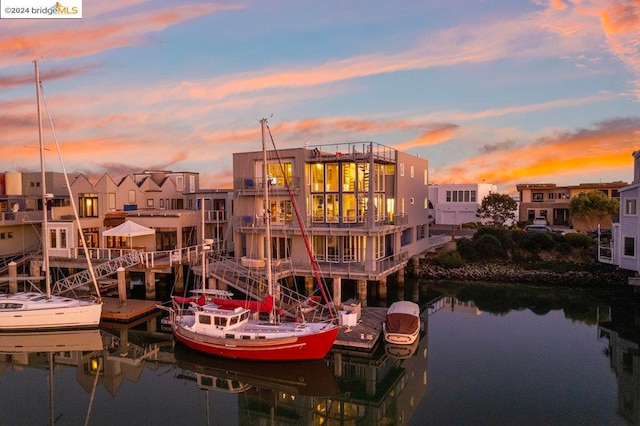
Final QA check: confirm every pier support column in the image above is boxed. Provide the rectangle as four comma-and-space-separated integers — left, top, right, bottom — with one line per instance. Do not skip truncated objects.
145, 270, 156, 300
174, 265, 184, 294
377, 277, 387, 300
332, 352, 343, 378
397, 268, 405, 287
208, 276, 217, 291
304, 276, 314, 296
332, 277, 342, 308
411, 257, 420, 277
117, 267, 127, 307
357, 280, 368, 306
8, 261, 17, 294
30, 261, 41, 290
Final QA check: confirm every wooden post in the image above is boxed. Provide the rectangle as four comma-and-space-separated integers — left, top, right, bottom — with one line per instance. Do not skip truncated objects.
377, 277, 386, 300
397, 267, 405, 286
304, 276, 314, 296
174, 264, 184, 293
117, 267, 127, 307
8, 261, 17, 294
332, 277, 342, 308
358, 279, 368, 306
145, 270, 156, 300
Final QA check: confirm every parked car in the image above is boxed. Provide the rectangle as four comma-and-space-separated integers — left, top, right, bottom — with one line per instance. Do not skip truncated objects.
586, 229, 612, 240
524, 225, 553, 233
533, 216, 548, 225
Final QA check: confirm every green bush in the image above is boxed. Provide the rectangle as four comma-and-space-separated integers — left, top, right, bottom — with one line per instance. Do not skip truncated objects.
474, 226, 516, 250
474, 234, 505, 259
456, 238, 479, 262
564, 233, 593, 249
436, 251, 465, 268
556, 242, 572, 255
529, 232, 557, 251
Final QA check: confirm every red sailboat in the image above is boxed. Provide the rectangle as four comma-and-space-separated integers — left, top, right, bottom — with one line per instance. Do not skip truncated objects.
167, 119, 338, 361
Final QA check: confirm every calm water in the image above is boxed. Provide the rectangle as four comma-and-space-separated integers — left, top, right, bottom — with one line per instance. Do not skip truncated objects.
0, 281, 635, 426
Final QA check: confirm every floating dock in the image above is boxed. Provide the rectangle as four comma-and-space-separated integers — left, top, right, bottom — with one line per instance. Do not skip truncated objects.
335, 306, 388, 350
101, 296, 160, 322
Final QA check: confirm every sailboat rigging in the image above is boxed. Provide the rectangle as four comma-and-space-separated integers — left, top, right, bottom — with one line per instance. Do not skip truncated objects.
165, 118, 338, 361
0, 60, 102, 331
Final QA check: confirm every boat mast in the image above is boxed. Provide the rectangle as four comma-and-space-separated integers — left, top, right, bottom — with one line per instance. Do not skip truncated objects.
261, 118, 275, 322
35, 59, 51, 299
201, 196, 206, 293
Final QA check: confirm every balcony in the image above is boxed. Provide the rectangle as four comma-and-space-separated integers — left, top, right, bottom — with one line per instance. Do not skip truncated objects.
234, 177, 302, 195
234, 213, 408, 233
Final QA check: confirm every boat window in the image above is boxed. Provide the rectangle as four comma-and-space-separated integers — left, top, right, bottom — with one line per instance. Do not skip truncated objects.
199, 314, 211, 325
32, 296, 47, 301
0, 303, 23, 309
240, 312, 249, 322
225, 334, 234, 338
229, 315, 238, 325
241, 335, 251, 340
214, 316, 226, 326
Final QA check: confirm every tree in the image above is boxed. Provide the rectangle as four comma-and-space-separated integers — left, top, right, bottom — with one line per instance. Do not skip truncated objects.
476, 193, 517, 226
568, 191, 619, 231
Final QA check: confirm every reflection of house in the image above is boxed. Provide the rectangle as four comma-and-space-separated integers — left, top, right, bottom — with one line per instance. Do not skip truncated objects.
599, 306, 640, 424
322, 317, 428, 425
427, 183, 501, 225
445, 297, 482, 315
516, 181, 626, 229
603, 150, 640, 286
232, 143, 430, 297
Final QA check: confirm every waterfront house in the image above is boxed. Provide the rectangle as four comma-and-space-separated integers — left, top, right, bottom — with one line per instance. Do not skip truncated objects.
426, 183, 501, 226
516, 181, 626, 230
231, 142, 431, 299
601, 150, 640, 286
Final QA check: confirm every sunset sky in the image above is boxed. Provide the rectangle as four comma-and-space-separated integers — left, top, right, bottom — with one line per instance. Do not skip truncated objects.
1, 0, 638, 194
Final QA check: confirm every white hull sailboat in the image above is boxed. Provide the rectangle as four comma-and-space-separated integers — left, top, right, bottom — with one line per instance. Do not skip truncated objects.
0, 60, 102, 331
168, 118, 338, 361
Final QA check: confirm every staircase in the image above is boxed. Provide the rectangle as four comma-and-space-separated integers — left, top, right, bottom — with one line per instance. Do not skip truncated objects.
52, 250, 143, 295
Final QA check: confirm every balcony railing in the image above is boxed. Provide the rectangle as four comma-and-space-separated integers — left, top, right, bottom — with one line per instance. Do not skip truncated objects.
234, 213, 408, 231
234, 176, 302, 193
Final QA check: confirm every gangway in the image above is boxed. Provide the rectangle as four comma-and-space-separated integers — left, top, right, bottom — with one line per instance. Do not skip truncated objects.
51, 250, 143, 295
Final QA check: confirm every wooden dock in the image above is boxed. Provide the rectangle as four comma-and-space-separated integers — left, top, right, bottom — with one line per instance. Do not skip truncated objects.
335, 306, 388, 350
100, 296, 160, 322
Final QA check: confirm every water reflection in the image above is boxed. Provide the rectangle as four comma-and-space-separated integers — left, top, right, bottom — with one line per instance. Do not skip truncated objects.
598, 302, 640, 425
0, 280, 635, 425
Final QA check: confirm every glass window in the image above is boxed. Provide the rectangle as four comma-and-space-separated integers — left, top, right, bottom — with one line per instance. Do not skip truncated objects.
60, 229, 66, 249
343, 163, 356, 191
311, 163, 324, 192
624, 237, 635, 257
176, 176, 184, 191
326, 194, 339, 223
343, 193, 356, 222
532, 192, 543, 202
357, 163, 369, 192
325, 163, 339, 192
471, 191, 477, 202
312, 195, 324, 222
327, 235, 338, 262
108, 193, 116, 210
399, 163, 404, 177
625, 199, 637, 215
313, 235, 325, 261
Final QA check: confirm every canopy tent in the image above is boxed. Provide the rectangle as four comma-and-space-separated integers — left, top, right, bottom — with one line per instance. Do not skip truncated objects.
102, 220, 155, 238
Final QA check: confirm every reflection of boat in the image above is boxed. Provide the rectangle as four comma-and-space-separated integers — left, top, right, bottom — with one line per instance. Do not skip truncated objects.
173, 342, 340, 397
0, 60, 102, 331
383, 301, 420, 345
385, 335, 420, 359
167, 119, 338, 361
0, 329, 104, 353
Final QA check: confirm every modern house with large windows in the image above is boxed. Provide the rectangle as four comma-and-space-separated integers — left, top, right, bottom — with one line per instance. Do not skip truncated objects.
427, 183, 499, 225
601, 150, 639, 286
231, 142, 431, 299
516, 181, 627, 229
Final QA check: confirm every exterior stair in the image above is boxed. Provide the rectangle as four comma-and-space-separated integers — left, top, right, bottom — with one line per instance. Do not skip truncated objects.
52, 250, 143, 295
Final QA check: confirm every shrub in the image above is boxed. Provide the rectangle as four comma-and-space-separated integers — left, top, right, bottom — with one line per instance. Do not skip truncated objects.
474, 226, 516, 250
564, 233, 593, 249
436, 251, 465, 268
556, 242, 572, 255
456, 238, 479, 262
529, 232, 557, 251
474, 234, 505, 259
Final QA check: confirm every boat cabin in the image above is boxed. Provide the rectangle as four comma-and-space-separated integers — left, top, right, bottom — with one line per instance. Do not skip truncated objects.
196, 305, 250, 332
